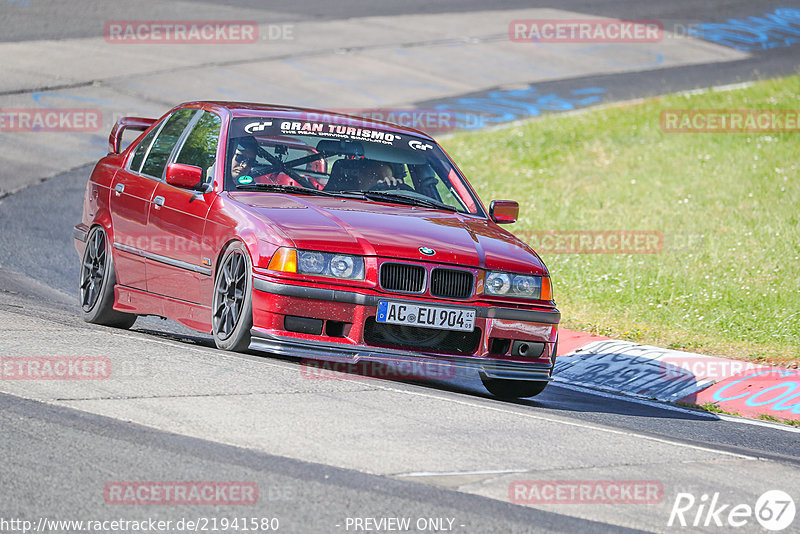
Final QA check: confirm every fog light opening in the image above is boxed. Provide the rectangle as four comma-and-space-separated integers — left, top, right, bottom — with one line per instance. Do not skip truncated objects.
489, 337, 512, 356
284, 315, 323, 335
325, 320, 349, 338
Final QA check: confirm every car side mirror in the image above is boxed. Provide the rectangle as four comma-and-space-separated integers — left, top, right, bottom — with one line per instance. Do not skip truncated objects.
165, 163, 205, 191
489, 200, 519, 224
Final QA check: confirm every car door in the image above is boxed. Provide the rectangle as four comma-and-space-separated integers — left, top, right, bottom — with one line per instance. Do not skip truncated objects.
110, 109, 196, 291
146, 110, 223, 305
109, 118, 165, 290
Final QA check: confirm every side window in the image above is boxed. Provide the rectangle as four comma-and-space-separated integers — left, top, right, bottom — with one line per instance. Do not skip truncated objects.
140, 109, 196, 179
129, 126, 160, 174
174, 111, 222, 185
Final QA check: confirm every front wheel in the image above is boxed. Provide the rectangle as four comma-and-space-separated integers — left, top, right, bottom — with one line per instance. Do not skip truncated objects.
79, 226, 136, 328
212, 242, 253, 352
480, 373, 549, 399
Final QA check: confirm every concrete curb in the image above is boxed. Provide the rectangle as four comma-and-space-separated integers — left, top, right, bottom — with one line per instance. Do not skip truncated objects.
554, 329, 799, 423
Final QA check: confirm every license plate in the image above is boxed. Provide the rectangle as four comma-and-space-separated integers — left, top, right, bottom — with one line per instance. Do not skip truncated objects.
376, 301, 476, 332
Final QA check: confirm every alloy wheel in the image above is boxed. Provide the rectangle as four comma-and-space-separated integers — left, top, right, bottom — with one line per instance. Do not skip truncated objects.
80, 229, 106, 312
213, 251, 247, 339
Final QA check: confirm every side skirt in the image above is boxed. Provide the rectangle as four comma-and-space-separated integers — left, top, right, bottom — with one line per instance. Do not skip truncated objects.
114, 285, 212, 333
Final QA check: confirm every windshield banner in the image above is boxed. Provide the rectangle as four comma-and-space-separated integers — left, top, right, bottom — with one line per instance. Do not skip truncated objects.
231, 118, 409, 147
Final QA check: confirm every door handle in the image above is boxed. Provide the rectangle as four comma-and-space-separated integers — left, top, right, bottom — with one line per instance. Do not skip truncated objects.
114, 183, 125, 196
153, 196, 165, 208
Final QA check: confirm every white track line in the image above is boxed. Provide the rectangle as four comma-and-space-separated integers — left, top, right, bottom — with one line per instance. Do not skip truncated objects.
395, 469, 529, 478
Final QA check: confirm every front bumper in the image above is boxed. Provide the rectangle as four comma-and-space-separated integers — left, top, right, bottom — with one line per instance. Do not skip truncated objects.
73, 224, 90, 243
250, 276, 559, 381
250, 329, 554, 381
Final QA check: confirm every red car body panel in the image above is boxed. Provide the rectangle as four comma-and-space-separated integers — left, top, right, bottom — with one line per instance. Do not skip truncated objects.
75, 101, 560, 381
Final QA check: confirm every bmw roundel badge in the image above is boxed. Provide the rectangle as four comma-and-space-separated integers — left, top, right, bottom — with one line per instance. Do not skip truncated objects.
419, 246, 436, 256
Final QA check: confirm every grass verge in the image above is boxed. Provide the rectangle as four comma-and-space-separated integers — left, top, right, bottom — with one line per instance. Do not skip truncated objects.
442, 74, 800, 367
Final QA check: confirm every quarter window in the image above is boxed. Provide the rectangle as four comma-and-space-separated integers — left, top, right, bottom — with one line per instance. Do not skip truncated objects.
129, 126, 159, 174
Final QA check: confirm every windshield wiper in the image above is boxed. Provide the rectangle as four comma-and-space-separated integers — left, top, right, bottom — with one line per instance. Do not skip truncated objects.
235, 184, 337, 197
360, 191, 459, 212
235, 184, 459, 212
236, 183, 380, 201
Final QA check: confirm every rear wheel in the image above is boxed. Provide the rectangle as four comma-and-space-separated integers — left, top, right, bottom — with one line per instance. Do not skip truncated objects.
480, 373, 549, 399
79, 226, 136, 328
212, 242, 253, 352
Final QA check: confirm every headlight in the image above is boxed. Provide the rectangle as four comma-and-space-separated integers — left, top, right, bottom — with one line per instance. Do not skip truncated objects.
486, 272, 511, 294
298, 251, 325, 274
299, 250, 364, 280
329, 255, 356, 278
485, 271, 551, 300
269, 248, 365, 280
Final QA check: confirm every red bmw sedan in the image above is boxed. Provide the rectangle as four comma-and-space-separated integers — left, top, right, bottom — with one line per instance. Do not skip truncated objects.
74, 102, 560, 398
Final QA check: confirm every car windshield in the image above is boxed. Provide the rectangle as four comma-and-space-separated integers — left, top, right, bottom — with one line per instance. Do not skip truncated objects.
225, 116, 483, 215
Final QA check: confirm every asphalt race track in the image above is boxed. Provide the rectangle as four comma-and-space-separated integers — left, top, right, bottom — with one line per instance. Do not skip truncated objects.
1, 2, 800, 532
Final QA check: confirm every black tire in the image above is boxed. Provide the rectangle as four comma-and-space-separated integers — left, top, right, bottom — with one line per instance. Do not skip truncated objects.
79, 226, 137, 328
480, 373, 549, 399
212, 242, 253, 352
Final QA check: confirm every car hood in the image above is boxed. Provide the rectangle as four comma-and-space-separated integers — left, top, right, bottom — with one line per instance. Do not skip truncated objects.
228, 192, 546, 274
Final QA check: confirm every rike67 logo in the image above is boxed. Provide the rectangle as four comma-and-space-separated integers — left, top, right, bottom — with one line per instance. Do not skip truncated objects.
668, 490, 795, 531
